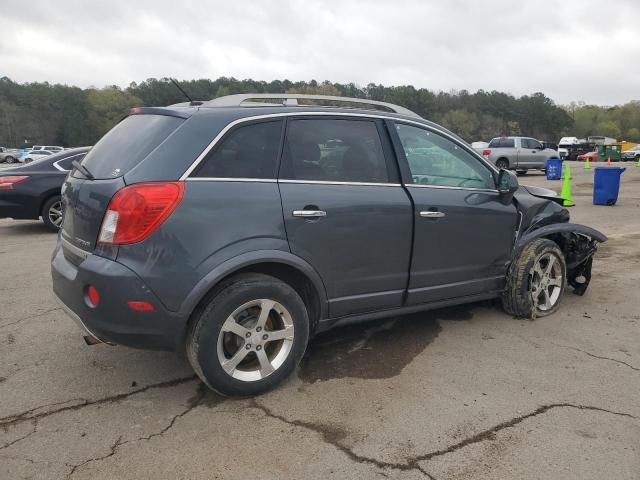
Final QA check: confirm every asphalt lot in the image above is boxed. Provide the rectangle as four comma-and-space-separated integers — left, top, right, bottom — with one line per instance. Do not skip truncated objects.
1, 161, 639, 479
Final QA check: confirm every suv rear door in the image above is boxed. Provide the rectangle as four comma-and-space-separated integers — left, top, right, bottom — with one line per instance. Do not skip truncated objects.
278, 116, 413, 317
390, 121, 518, 304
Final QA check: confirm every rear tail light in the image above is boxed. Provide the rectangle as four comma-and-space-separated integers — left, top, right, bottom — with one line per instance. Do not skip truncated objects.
98, 182, 184, 245
0, 176, 29, 190
482, 149, 491, 156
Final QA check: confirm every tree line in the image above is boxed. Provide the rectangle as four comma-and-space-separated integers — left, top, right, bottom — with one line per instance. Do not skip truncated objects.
1, 76, 638, 148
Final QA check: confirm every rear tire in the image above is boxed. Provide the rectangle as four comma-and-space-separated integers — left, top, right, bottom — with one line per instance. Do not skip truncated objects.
41, 195, 63, 232
5, 156, 16, 164
187, 273, 309, 396
502, 239, 566, 318
496, 158, 509, 170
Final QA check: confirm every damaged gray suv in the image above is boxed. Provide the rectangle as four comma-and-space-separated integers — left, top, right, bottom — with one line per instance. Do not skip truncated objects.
52, 94, 606, 396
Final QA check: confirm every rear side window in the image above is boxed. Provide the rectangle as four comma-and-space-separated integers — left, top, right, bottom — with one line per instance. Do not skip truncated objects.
280, 119, 390, 183
193, 120, 283, 179
79, 114, 184, 179
57, 153, 85, 171
489, 138, 515, 148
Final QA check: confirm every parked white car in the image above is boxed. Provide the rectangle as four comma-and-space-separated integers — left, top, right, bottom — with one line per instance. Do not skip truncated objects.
22, 150, 54, 163
31, 145, 64, 152
471, 141, 489, 153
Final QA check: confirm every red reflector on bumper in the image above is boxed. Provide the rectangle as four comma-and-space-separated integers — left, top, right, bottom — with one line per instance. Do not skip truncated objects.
127, 301, 155, 311
86, 286, 100, 307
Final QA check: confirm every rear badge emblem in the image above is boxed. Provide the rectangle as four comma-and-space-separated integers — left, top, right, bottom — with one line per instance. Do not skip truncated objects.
75, 237, 91, 247
111, 168, 121, 177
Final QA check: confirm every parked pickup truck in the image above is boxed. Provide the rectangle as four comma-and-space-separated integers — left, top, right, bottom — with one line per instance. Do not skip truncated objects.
0, 147, 20, 164
483, 137, 559, 173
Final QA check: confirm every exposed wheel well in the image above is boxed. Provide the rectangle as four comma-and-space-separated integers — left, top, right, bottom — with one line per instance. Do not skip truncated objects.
183, 262, 323, 350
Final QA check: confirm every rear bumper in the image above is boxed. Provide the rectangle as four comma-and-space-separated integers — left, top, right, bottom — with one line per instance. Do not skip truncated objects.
51, 240, 187, 351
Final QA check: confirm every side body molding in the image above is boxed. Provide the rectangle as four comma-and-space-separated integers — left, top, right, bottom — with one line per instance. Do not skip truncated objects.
177, 250, 329, 320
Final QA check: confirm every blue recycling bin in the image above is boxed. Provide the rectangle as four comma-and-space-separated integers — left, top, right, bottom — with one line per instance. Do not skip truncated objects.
546, 158, 562, 180
593, 167, 625, 206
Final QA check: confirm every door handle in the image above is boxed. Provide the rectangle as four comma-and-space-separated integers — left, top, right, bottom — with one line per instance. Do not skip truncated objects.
293, 210, 327, 218
420, 211, 445, 218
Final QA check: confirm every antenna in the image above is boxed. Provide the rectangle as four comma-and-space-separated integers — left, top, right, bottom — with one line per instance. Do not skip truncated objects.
169, 78, 201, 106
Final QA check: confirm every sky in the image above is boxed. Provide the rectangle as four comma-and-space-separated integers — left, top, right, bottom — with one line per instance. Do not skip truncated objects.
1, 0, 639, 106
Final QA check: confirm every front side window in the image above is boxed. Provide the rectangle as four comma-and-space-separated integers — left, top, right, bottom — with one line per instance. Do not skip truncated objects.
395, 123, 495, 189
280, 119, 389, 183
194, 120, 283, 179
530, 139, 543, 149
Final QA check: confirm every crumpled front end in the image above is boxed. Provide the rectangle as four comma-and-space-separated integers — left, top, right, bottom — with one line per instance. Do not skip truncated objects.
514, 185, 607, 296
554, 231, 600, 296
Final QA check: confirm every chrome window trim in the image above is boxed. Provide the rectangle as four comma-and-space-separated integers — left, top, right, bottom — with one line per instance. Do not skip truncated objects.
280, 179, 401, 187
185, 177, 401, 187
53, 153, 84, 172
407, 183, 499, 194
186, 177, 277, 183
179, 111, 500, 181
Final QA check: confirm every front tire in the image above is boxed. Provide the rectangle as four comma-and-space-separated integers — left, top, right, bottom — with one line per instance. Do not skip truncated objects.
41, 195, 63, 231
502, 239, 566, 318
187, 273, 309, 396
5, 156, 16, 164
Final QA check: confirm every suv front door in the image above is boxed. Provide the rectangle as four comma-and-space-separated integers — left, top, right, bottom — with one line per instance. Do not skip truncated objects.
278, 116, 413, 317
390, 121, 518, 304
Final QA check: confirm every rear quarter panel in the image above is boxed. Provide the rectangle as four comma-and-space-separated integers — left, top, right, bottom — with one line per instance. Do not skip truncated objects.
489, 147, 517, 168
115, 180, 289, 312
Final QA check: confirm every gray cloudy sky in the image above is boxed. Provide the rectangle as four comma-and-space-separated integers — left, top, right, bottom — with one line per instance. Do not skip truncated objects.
2, 0, 639, 105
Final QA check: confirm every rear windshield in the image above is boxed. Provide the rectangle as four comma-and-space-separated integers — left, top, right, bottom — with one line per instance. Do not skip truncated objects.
78, 114, 183, 179
488, 138, 515, 148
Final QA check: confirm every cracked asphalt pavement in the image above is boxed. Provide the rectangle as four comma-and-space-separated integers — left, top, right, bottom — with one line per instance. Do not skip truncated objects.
1, 162, 639, 479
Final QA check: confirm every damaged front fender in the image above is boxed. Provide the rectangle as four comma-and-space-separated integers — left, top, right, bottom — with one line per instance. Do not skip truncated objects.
515, 223, 607, 296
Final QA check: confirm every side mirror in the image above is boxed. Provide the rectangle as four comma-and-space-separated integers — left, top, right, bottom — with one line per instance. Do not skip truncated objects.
497, 169, 519, 203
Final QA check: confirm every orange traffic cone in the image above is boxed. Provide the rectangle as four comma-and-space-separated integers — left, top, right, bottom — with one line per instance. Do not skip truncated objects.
606, 156, 612, 165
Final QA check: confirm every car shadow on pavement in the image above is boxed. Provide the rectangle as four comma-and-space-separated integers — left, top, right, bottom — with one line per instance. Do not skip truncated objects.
299, 304, 481, 383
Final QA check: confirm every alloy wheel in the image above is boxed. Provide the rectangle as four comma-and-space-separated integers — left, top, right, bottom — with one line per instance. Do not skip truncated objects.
217, 298, 295, 382
530, 253, 563, 311
48, 201, 63, 228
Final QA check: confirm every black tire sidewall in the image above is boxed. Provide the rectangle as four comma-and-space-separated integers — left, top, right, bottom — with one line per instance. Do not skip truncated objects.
41, 195, 62, 232
504, 239, 567, 318
188, 275, 309, 396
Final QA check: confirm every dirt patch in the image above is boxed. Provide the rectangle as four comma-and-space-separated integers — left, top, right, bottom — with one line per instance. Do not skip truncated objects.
596, 234, 640, 262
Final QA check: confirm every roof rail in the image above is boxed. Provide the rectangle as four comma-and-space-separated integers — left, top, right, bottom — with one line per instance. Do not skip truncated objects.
202, 93, 421, 118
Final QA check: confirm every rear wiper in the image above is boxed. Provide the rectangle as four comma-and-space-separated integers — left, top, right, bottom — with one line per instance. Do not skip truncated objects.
72, 160, 95, 180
